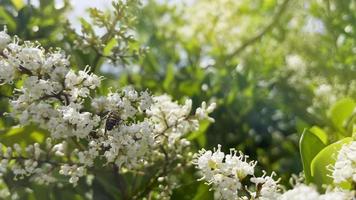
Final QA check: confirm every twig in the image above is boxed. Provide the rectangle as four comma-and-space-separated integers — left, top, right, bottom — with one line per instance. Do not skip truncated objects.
226, 0, 291, 59
113, 164, 128, 200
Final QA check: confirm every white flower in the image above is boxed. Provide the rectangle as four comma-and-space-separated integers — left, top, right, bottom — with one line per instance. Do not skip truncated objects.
18, 45, 44, 71
65, 70, 81, 88
77, 149, 98, 167
285, 54, 306, 73
58, 103, 100, 138
80, 66, 101, 88
59, 164, 86, 186
91, 96, 110, 113
278, 185, 355, 200
194, 145, 257, 200
213, 174, 240, 200
319, 190, 355, 200
224, 149, 256, 180
279, 184, 320, 200
195, 145, 225, 177
195, 101, 216, 122
0, 28, 11, 50
250, 172, 281, 200
24, 160, 38, 174
123, 87, 138, 101
0, 159, 9, 174
0, 59, 16, 83
139, 90, 153, 111
32, 171, 56, 185
52, 142, 67, 156
332, 141, 356, 184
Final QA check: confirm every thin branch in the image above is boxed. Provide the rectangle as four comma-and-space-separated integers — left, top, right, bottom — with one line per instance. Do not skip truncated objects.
226, 0, 291, 60
131, 167, 165, 200
0, 51, 33, 76
113, 164, 129, 200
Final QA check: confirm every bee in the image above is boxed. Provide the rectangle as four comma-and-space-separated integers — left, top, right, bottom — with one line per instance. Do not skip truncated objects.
105, 110, 121, 133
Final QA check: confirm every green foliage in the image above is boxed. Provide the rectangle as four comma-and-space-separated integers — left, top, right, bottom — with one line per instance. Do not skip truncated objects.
328, 98, 356, 136
187, 120, 211, 148
0, 0, 356, 199
299, 127, 327, 183
0, 0, 70, 47
0, 125, 46, 146
68, 0, 146, 72
300, 97, 356, 189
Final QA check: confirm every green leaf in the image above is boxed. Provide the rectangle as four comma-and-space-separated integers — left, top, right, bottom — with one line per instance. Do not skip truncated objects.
11, 0, 25, 11
308, 126, 328, 144
192, 183, 213, 200
328, 98, 356, 135
103, 38, 118, 57
0, 125, 46, 146
187, 120, 211, 147
28, 184, 53, 200
163, 64, 174, 91
310, 137, 353, 189
93, 173, 121, 200
299, 127, 328, 183
295, 117, 309, 135
79, 18, 95, 36
0, 7, 16, 30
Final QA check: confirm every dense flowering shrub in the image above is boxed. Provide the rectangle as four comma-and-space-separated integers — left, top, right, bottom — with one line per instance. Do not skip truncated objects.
1, 26, 356, 199
0, 28, 216, 198
0, 0, 355, 197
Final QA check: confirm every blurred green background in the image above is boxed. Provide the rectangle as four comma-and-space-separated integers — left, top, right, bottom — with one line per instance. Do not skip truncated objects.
0, 0, 355, 199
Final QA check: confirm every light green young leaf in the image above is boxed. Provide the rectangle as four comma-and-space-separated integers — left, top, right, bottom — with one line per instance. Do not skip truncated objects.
187, 120, 211, 147
103, 38, 118, 57
0, 126, 46, 146
328, 98, 356, 135
11, 0, 24, 11
192, 183, 213, 200
163, 64, 175, 91
0, 7, 16, 30
299, 127, 328, 183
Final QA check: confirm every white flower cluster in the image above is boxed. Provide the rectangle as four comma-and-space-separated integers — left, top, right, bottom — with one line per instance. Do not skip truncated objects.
0, 140, 58, 185
194, 145, 356, 200
279, 184, 354, 200
0, 27, 11, 50
0, 30, 216, 187
148, 95, 215, 148
284, 54, 308, 87
307, 80, 356, 116
332, 141, 356, 184
59, 164, 86, 186
194, 145, 260, 199
176, 0, 251, 53
283, 53, 356, 117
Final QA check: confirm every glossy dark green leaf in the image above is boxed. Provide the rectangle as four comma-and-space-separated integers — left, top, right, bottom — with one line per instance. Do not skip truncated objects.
299, 127, 328, 183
